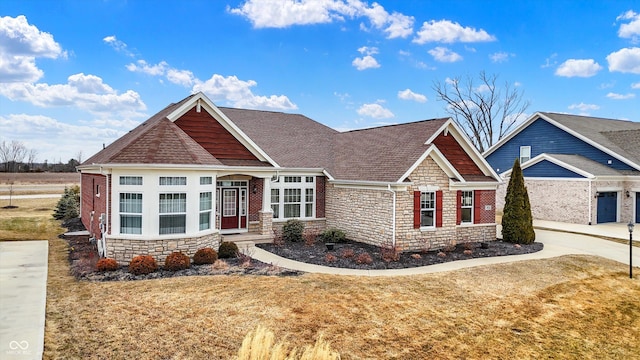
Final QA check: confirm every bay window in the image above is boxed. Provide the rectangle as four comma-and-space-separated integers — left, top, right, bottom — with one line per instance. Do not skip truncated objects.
159, 193, 186, 234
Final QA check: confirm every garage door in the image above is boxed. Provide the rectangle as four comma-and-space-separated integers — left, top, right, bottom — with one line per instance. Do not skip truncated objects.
597, 192, 617, 223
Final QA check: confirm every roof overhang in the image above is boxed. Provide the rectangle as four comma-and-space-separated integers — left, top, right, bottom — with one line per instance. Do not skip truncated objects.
500, 153, 594, 179
329, 179, 411, 191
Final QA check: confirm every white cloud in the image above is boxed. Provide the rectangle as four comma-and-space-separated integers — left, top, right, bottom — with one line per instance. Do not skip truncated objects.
103, 35, 134, 57
555, 59, 602, 77
0, 15, 65, 82
192, 74, 297, 110
397, 89, 427, 103
568, 102, 600, 115
0, 73, 147, 118
606, 92, 636, 100
0, 113, 126, 162
352, 55, 380, 70
126, 60, 168, 76
428, 47, 462, 62
632, 82, 640, 89
606, 47, 640, 74
166, 69, 196, 87
413, 19, 496, 44
229, 0, 414, 39
541, 53, 558, 68
357, 46, 378, 55
490, 51, 513, 63
616, 10, 640, 41
357, 103, 394, 119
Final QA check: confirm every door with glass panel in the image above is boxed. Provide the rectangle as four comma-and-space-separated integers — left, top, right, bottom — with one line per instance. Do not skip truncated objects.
218, 181, 248, 232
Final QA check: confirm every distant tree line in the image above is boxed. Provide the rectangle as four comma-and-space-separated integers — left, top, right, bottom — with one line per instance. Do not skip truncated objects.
0, 140, 81, 173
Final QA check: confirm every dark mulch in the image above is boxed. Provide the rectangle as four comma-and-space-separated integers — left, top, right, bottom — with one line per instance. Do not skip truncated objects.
258, 239, 544, 270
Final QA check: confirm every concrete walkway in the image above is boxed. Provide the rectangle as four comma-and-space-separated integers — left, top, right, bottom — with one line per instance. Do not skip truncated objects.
0, 241, 48, 360
251, 226, 640, 276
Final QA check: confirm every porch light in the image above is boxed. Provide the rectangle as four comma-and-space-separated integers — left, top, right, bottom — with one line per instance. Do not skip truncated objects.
626, 190, 630, 198
628, 222, 634, 279
252, 184, 257, 194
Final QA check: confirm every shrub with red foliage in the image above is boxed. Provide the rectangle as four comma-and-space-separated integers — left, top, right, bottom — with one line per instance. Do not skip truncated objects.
128, 255, 158, 275
165, 251, 190, 271
340, 248, 355, 259
193, 248, 218, 265
381, 246, 400, 263
96, 258, 118, 272
325, 253, 337, 263
355, 252, 373, 265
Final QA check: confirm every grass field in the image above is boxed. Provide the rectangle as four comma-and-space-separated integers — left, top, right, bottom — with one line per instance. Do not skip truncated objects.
0, 172, 80, 185
0, 197, 63, 240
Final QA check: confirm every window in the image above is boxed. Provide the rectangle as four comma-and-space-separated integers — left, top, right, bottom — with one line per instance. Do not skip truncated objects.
120, 176, 142, 185
120, 193, 142, 234
519, 146, 531, 164
199, 192, 212, 231
200, 176, 212, 185
461, 191, 473, 223
420, 192, 435, 227
271, 189, 280, 219
160, 176, 186, 186
284, 188, 301, 218
159, 193, 186, 234
271, 176, 316, 219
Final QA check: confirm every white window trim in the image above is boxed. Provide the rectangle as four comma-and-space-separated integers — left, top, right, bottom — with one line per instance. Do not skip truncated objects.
461, 190, 473, 224
420, 191, 436, 230
271, 176, 316, 221
199, 192, 212, 231
119, 192, 142, 235
159, 193, 187, 235
520, 146, 531, 164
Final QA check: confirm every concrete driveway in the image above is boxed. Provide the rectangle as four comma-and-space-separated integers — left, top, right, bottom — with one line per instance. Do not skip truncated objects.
0, 241, 48, 360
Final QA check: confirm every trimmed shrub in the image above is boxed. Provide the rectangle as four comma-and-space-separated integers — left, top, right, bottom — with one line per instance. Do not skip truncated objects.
96, 258, 118, 272
282, 219, 305, 242
320, 227, 347, 243
355, 252, 373, 265
128, 255, 157, 275
502, 158, 536, 244
325, 253, 337, 263
218, 241, 239, 259
193, 247, 218, 265
165, 251, 190, 271
340, 248, 355, 259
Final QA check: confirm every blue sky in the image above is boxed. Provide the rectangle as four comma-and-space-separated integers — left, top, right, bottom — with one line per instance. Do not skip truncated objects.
1, 0, 639, 163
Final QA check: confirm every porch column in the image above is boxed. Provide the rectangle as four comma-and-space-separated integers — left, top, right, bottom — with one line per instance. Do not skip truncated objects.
259, 176, 274, 236
262, 176, 272, 212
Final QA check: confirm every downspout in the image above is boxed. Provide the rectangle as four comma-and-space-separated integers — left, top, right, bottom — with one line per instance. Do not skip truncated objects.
387, 184, 396, 248
588, 179, 592, 225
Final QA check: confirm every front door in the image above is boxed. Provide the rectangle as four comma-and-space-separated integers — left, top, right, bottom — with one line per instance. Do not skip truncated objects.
597, 192, 617, 223
218, 182, 248, 232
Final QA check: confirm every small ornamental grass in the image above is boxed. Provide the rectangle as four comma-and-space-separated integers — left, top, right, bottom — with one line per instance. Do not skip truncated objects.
128, 255, 157, 275
193, 247, 218, 265
96, 258, 118, 272
164, 251, 190, 271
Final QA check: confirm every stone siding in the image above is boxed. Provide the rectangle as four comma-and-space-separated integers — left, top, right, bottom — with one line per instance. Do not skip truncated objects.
272, 219, 327, 238
106, 232, 220, 265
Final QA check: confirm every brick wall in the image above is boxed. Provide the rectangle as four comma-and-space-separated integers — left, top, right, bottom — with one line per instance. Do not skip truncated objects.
316, 176, 326, 218
80, 173, 107, 239
106, 233, 220, 265
248, 177, 263, 222
476, 190, 496, 224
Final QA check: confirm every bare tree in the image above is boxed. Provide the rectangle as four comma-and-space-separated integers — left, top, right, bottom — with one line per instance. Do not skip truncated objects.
75, 150, 83, 164
432, 71, 530, 153
0, 140, 28, 172
28, 148, 38, 170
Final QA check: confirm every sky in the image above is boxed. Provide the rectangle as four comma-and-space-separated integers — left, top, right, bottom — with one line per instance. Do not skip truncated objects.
1, 0, 640, 164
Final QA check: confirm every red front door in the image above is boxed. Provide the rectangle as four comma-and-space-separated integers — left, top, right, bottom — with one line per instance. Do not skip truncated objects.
220, 187, 247, 231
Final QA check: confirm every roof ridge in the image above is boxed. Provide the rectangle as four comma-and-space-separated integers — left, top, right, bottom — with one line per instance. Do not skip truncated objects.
340, 118, 449, 134
541, 111, 637, 123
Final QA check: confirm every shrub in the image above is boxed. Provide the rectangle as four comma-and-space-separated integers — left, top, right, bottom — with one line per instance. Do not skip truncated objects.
325, 253, 337, 263
193, 247, 218, 265
340, 248, 355, 259
502, 158, 536, 244
128, 255, 157, 275
218, 241, 239, 258
320, 228, 346, 243
96, 258, 118, 272
165, 251, 190, 271
212, 259, 229, 270
355, 252, 373, 265
282, 219, 305, 242
381, 246, 400, 263
53, 185, 80, 220
304, 230, 318, 246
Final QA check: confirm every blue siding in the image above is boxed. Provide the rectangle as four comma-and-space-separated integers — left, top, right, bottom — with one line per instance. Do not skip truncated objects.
485, 117, 635, 174
522, 160, 585, 178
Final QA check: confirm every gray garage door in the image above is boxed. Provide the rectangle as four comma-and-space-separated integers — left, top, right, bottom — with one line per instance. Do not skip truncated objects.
597, 192, 617, 223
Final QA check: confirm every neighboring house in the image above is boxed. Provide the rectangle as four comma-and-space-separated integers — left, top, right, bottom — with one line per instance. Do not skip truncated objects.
78, 92, 500, 264
484, 112, 640, 225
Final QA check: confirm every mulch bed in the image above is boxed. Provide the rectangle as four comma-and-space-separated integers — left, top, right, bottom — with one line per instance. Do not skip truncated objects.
258, 239, 544, 270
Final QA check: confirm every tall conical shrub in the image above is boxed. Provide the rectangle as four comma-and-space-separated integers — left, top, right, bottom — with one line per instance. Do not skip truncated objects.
502, 158, 535, 244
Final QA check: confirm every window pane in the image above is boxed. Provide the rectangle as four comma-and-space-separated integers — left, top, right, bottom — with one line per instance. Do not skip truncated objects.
120, 193, 142, 213
284, 189, 301, 203
160, 176, 186, 186
119, 176, 142, 185
462, 191, 473, 206
200, 176, 212, 185
421, 192, 434, 210
271, 204, 279, 219
120, 215, 142, 234
284, 204, 300, 218
199, 212, 211, 231
461, 208, 472, 223
284, 176, 301, 183
305, 203, 313, 217
305, 176, 314, 183
159, 193, 186, 213
200, 192, 212, 211
223, 189, 236, 217
421, 210, 434, 227
159, 214, 186, 234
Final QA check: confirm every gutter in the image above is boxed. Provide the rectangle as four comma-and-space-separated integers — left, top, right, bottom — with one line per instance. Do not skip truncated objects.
387, 184, 397, 248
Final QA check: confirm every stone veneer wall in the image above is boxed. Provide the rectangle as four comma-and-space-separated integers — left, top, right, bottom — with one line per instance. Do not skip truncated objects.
106, 232, 220, 265
272, 219, 327, 237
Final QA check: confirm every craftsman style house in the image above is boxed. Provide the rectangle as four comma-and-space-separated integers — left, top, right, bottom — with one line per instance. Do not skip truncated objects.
78, 93, 500, 264
484, 112, 640, 225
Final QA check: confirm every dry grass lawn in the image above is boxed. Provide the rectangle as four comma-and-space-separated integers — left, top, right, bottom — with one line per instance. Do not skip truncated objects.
44, 235, 640, 359
0, 172, 80, 184
0, 197, 63, 240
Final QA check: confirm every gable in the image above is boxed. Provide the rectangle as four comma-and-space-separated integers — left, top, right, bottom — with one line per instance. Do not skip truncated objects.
521, 159, 585, 178
485, 117, 637, 174
174, 107, 260, 162
431, 132, 484, 176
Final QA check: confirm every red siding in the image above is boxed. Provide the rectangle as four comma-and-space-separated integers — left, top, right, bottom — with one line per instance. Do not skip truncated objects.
315, 176, 326, 218
432, 132, 484, 175
435, 190, 443, 227
175, 107, 259, 160
413, 191, 421, 229
248, 177, 263, 222
476, 190, 496, 224
81, 173, 107, 239
456, 190, 462, 225
473, 190, 482, 224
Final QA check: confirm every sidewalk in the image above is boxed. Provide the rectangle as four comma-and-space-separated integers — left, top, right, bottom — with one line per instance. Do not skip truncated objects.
0, 241, 48, 360
533, 219, 635, 241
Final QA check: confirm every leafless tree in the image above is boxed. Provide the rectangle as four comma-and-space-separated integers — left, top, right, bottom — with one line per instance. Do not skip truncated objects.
432, 71, 530, 153
27, 149, 38, 170
75, 150, 83, 164
0, 140, 27, 172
